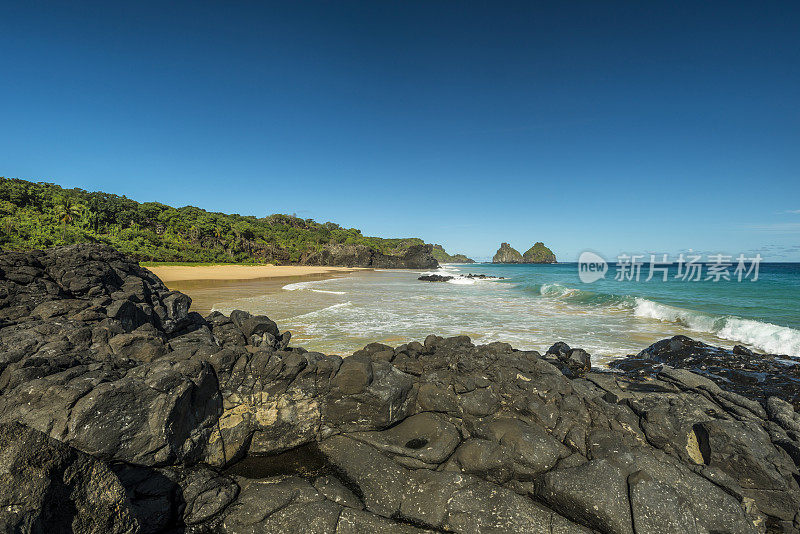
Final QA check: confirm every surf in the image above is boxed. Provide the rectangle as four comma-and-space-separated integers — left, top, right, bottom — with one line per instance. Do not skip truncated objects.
529, 281, 800, 356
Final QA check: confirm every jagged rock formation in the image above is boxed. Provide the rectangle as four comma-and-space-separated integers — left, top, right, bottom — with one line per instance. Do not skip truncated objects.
492, 242, 523, 263
302, 243, 439, 269
1, 244, 799, 533
523, 242, 556, 263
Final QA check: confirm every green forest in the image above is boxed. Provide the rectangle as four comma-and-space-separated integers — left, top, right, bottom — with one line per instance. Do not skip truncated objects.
0, 177, 442, 264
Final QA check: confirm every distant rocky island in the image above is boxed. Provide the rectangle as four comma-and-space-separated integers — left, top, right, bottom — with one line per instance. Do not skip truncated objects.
492, 242, 556, 263
431, 244, 475, 264
1, 243, 798, 532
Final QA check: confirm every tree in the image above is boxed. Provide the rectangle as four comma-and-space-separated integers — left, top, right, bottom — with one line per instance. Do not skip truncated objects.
56, 196, 83, 239
0, 176, 444, 264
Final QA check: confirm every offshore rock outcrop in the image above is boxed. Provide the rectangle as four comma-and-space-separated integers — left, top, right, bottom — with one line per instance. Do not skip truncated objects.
448, 254, 474, 263
302, 243, 439, 269
522, 242, 556, 263
431, 244, 475, 264
491, 242, 523, 263
493, 242, 557, 263
1, 244, 799, 533
418, 274, 454, 282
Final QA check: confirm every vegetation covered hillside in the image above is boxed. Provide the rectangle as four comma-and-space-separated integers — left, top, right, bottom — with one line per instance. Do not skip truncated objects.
523, 242, 556, 263
0, 177, 437, 264
431, 245, 475, 264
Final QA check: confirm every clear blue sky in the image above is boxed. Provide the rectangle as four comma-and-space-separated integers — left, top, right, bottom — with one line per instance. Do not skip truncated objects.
2, 1, 798, 261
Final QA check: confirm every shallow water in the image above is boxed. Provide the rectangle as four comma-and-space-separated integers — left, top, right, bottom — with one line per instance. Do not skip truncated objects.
209, 262, 800, 365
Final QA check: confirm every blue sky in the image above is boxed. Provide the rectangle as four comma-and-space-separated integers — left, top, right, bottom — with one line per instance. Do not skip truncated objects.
1, 1, 799, 261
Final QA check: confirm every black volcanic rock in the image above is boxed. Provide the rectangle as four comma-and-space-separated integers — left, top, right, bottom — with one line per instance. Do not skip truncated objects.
418, 274, 454, 282
1, 244, 799, 533
611, 335, 800, 409
0, 422, 139, 533
419, 273, 505, 282
544, 341, 591, 378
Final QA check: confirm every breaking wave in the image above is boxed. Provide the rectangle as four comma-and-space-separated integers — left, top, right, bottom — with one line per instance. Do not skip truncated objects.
632, 298, 800, 356
529, 282, 800, 356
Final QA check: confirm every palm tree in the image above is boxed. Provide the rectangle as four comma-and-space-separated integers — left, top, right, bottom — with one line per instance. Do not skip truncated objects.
56, 197, 83, 239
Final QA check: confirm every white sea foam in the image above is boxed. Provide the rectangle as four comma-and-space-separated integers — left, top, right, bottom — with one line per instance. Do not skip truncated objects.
282, 278, 346, 292
539, 283, 579, 298
290, 301, 352, 320
282, 280, 315, 291
418, 268, 503, 285
420, 268, 461, 277
213, 267, 800, 362
633, 297, 800, 356
716, 317, 800, 356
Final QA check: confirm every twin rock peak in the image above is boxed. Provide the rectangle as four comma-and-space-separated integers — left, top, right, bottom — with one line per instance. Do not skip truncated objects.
492, 242, 556, 264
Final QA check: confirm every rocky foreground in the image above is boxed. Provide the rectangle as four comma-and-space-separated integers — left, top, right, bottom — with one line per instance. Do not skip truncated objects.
1, 244, 799, 533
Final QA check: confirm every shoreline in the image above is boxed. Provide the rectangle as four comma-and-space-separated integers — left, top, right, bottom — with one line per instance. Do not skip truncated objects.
151, 268, 366, 316
156, 264, 798, 359
144, 264, 365, 283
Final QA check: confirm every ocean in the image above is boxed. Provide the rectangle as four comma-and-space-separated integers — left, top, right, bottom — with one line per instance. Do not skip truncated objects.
211, 262, 800, 364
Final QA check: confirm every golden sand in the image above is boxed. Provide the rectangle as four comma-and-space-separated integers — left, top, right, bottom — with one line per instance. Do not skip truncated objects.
144, 264, 366, 315
145, 264, 362, 283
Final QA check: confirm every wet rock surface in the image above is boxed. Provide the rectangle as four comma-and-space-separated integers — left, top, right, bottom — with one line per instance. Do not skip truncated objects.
1, 244, 799, 533
418, 273, 505, 283
418, 274, 454, 282
611, 335, 800, 409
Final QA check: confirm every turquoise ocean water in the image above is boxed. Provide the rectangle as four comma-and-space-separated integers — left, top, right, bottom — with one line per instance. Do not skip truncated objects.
212, 262, 800, 364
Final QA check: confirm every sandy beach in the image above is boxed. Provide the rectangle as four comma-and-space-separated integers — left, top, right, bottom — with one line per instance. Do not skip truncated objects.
143, 264, 366, 315
145, 264, 363, 283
